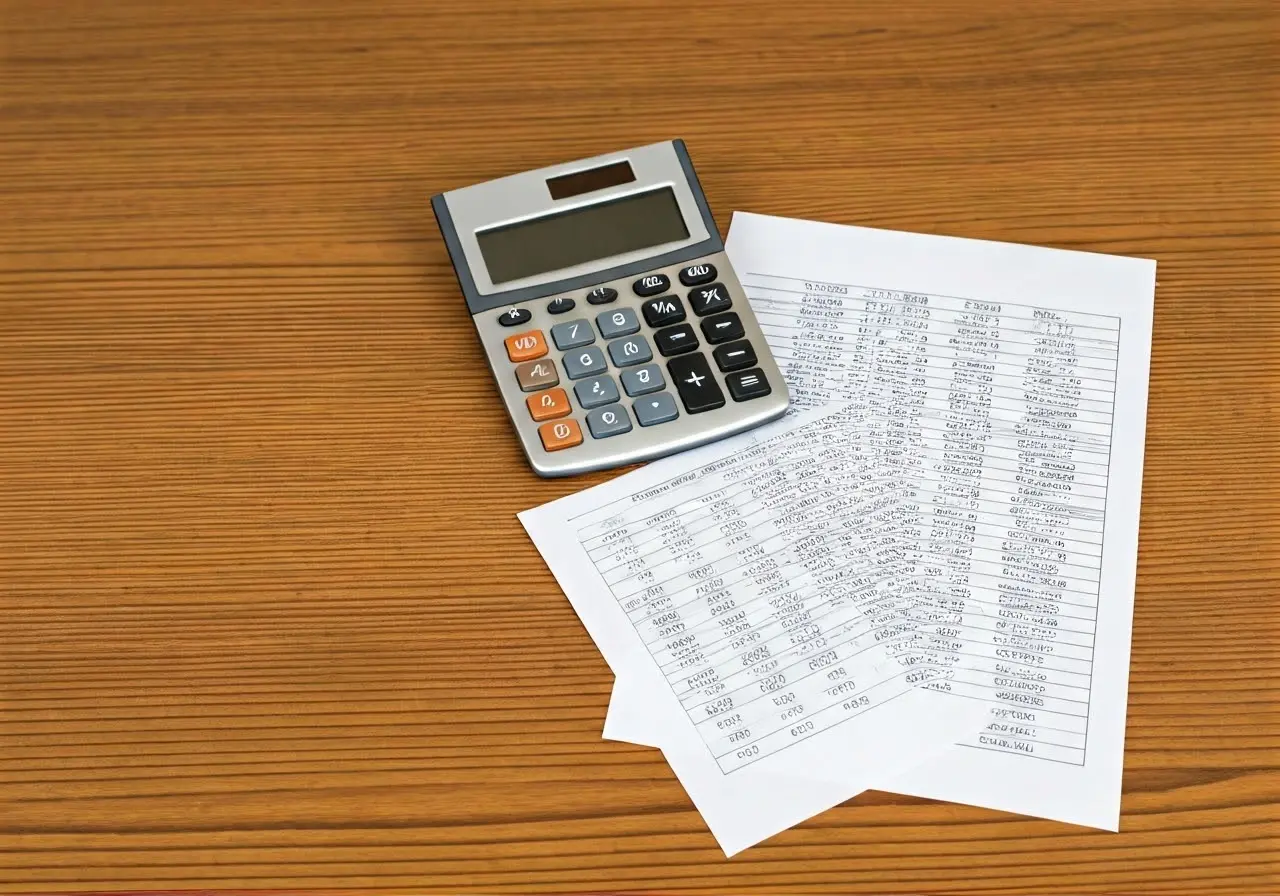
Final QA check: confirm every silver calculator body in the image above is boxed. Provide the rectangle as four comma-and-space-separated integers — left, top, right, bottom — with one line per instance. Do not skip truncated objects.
431, 139, 788, 477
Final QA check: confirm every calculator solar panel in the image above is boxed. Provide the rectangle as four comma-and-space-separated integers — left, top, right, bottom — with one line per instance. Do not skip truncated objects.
432, 140, 789, 477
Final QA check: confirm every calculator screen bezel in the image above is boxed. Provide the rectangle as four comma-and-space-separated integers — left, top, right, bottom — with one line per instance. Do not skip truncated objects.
432, 140, 723, 315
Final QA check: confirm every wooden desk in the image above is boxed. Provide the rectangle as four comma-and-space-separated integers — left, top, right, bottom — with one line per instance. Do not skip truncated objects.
2, 1, 1276, 892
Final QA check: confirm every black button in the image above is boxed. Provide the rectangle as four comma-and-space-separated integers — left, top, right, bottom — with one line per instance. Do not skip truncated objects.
679, 263, 718, 286
499, 307, 531, 326
713, 339, 757, 372
654, 323, 699, 357
586, 287, 618, 305
726, 368, 771, 401
632, 273, 670, 297
701, 312, 744, 344
688, 282, 732, 316
668, 353, 726, 414
641, 295, 686, 327
547, 297, 575, 315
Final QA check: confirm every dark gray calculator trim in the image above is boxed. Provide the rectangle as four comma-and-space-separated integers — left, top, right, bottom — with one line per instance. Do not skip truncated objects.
432, 140, 723, 315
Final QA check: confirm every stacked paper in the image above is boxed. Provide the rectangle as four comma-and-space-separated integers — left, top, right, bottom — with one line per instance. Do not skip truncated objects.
520, 213, 1156, 855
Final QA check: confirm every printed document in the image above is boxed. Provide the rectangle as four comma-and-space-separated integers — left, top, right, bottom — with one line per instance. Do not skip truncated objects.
602, 212, 1156, 832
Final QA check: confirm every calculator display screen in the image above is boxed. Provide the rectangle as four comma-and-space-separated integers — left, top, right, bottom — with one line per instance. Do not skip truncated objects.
475, 187, 689, 285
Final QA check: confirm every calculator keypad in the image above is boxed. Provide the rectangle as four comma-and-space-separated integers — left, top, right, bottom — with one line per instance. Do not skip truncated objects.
475, 251, 787, 476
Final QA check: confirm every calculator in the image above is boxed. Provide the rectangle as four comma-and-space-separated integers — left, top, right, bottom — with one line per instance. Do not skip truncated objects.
431, 139, 789, 477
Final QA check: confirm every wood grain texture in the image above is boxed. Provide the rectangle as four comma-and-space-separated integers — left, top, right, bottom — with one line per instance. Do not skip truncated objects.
2, 0, 1277, 892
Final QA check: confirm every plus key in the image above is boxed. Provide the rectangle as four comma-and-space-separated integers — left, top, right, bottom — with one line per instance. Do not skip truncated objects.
666, 353, 725, 414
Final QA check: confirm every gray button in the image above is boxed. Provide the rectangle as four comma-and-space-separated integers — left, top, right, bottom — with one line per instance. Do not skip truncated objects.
563, 346, 607, 380
596, 307, 640, 339
621, 363, 665, 396
608, 334, 653, 368
634, 392, 679, 427
586, 404, 632, 439
551, 318, 595, 351
574, 374, 619, 409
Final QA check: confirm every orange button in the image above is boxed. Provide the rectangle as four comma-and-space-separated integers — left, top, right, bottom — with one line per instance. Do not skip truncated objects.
539, 418, 583, 451
527, 387, 571, 421
505, 329, 547, 362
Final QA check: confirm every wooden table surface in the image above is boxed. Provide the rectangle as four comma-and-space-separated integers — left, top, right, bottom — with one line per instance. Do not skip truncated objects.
2, 0, 1277, 892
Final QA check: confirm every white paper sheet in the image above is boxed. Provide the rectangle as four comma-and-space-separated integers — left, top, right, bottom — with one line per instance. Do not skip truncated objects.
519, 405, 988, 855
604, 211, 1156, 831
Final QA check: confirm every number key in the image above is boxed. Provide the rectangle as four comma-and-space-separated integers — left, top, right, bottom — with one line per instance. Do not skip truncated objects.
608, 334, 653, 367
622, 363, 664, 396
551, 318, 595, 350
586, 404, 633, 439
563, 346, 607, 379
596, 307, 640, 339
574, 374, 620, 409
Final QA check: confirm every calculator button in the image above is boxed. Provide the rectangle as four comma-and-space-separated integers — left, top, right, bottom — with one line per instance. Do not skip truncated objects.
551, 318, 595, 350
586, 404, 632, 439
596, 307, 641, 339
688, 283, 732, 316
654, 323, 699, 357
678, 263, 718, 287
515, 358, 559, 392
546, 297, 576, 315
539, 419, 583, 451
713, 339, 757, 372
574, 374, 620, 409
632, 273, 670, 297
586, 286, 618, 305
701, 312, 744, 344
563, 346, 607, 379
667, 353, 726, 414
634, 392, 679, 427
621, 363, 665, 396
608, 334, 653, 367
504, 329, 548, 363
499, 307, 531, 326
526, 387, 571, 421
726, 368, 772, 401
641, 296, 686, 327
